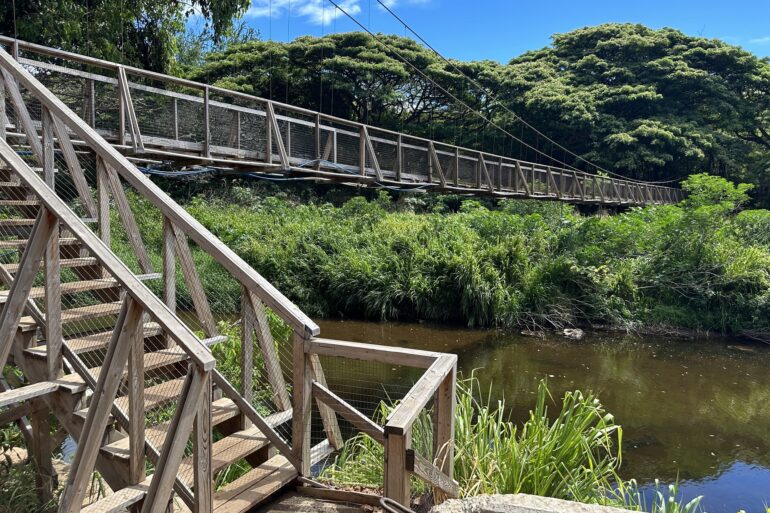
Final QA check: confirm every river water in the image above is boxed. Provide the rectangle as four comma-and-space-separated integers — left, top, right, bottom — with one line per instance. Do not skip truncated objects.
317, 319, 770, 513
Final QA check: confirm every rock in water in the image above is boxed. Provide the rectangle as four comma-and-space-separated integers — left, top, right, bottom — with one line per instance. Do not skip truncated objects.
563, 328, 585, 340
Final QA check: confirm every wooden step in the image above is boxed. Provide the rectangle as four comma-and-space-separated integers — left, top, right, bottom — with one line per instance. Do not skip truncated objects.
0, 277, 120, 302
79, 479, 149, 513
0, 237, 78, 250
212, 454, 297, 513
0, 199, 39, 207
74, 377, 187, 422
24, 323, 163, 359
3, 257, 99, 273
87, 346, 190, 381
102, 398, 241, 460
19, 301, 123, 332
116, 377, 187, 414
178, 426, 270, 486
0, 381, 60, 408
0, 218, 38, 226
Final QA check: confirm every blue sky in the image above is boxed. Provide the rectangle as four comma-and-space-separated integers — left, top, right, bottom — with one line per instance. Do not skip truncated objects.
216, 0, 770, 62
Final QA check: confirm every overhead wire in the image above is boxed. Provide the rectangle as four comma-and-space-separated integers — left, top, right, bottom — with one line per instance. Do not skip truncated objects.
326, 0, 593, 174
372, 0, 684, 185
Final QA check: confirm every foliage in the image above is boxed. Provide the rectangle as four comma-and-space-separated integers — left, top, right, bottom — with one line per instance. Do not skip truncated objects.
0, 0, 250, 72
176, 174, 770, 338
616, 480, 705, 513
190, 25, 770, 202
321, 377, 625, 504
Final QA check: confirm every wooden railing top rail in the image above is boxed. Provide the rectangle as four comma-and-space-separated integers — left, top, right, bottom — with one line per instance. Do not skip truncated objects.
0, 36, 682, 200
0, 46, 320, 337
305, 337, 458, 499
0, 138, 216, 370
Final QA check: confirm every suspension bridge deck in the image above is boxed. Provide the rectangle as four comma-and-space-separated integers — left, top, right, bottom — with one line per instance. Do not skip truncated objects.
0, 37, 682, 206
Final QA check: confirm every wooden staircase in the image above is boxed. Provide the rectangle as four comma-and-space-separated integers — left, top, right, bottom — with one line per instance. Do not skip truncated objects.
0, 158, 310, 513
0, 39, 461, 513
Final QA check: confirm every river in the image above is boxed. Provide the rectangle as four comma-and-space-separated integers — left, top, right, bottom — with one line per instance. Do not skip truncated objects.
317, 319, 770, 513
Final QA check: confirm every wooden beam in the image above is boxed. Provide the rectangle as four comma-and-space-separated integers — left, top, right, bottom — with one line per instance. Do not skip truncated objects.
203, 86, 210, 158
406, 450, 458, 499
0, 208, 56, 371
128, 321, 146, 485
58, 297, 142, 513
118, 66, 144, 151
292, 333, 312, 476
193, 372, 213, 513
307, 338, 440, 369
1, 67, 42, 162
312, 381, 384, 444
308, 354, 343, 450
105, 162, 153, 274
297, 486, 382, 507
50, 114, 98, 217
266, 101, 289, 170
429, 142, 446, 187
141, 366, 206, 513
0, 381, 60, 408
0, 76, 6, 142
514, 161, 531, 196
30, 400, 55, 504
385, 355, 457, 436
240, 286, 254, 428
362, 126, 383, 181
96, 157, 110, 249
171, 222, 217, 338
384, 430, 410, 506
432, 364, 456, 504
245, 289, 291, 410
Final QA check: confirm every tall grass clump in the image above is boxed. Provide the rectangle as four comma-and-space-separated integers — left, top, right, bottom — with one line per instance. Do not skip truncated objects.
320, 376, 624, 504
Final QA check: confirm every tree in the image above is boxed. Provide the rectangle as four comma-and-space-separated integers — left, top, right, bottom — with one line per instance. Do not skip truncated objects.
0, 0, 250, 72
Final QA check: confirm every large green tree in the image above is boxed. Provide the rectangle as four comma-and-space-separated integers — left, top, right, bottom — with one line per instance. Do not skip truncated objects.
188, 25, 770, 200
0, 0, 250, 71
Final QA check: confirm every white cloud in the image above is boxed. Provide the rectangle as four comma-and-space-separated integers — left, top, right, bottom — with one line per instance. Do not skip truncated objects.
379, 0, 431, 8
246, 0, 362, 25
749, 35, 770, 44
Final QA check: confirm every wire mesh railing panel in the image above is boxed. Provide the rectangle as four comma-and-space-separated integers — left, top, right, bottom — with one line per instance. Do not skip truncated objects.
312, 354, 423, 490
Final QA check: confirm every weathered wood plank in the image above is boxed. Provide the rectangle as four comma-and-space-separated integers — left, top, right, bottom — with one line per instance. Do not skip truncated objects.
105, 162, 153, 273
307, 338, 440, 368
312, 381, 384, 444
171, 222, 217, 338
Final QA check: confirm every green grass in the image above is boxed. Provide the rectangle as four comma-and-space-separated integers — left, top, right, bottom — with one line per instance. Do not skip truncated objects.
319, 376, 715, 512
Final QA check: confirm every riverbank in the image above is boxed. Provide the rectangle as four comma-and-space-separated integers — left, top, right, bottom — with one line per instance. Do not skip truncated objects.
155, 173, 769, 339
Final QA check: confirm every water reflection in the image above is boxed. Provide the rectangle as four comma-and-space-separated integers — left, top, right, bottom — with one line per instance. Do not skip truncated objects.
317, 319, 770, 513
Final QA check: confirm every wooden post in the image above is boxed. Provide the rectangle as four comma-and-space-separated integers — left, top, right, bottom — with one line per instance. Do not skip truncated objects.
142, 366, 207, 513
432, 364, 456, 504
240, 286, 254, 428
97, 157, 110, 249
396, 134, 403, 182
193, 373, 213, 513
118, 75, 126, 146
265, 102, 272, 164
384, 429, 411, 506
105, 163, 153, 273
236, 110, 241, 151
203, 86, 210, 158
162, 217, 176, 348
58, 298, 143, 513
314, 114, 321, 170
128, 322, 146, 485
83, 78, 96, 128
292, 332, 312, 476
172, 97, 179, 141
359, 125, 366, 176
0, 76, 6, 142
454, 146, 460, 187
30, 400, 54, 504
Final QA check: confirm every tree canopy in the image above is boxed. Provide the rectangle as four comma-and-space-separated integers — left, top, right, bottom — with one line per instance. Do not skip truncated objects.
0, 0, 250, 71
189, 24, 770, 201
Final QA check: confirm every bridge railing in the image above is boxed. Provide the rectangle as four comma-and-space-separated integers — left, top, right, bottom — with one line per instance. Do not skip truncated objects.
0, 36, 683, 206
